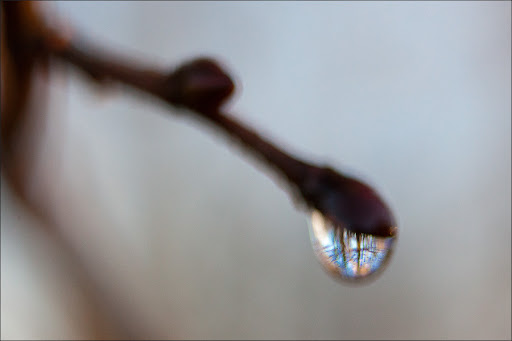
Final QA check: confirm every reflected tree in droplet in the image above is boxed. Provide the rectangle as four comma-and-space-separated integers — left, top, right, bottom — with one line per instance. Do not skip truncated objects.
310, 210, 397, 282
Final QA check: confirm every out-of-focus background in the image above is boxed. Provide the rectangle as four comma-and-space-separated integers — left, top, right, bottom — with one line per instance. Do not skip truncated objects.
1, 1, 510, 340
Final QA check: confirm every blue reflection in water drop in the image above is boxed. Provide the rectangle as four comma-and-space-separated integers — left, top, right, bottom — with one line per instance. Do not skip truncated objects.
309, 210, 397, 282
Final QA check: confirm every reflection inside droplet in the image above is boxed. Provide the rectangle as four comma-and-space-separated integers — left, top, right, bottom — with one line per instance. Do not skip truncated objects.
309, 210, 397, 282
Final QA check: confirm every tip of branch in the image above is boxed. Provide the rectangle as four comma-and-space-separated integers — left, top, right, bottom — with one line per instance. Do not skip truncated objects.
301, 167, 396, 237
164, 58, 235, 114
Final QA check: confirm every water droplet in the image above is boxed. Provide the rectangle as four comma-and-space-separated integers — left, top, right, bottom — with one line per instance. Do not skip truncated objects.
309, 210, 397, 282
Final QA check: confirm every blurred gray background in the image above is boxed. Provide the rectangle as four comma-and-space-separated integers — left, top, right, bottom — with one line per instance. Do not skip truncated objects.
1, 1, 510, 339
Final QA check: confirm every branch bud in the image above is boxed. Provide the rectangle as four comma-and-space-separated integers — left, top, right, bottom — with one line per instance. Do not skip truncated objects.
164, 58, 234, 114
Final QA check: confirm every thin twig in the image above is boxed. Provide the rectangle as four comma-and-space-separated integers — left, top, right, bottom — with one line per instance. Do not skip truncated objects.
40, 23, 396, 238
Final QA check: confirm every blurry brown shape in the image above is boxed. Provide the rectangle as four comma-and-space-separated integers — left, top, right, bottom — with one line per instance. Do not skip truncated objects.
1, 3, 135, 339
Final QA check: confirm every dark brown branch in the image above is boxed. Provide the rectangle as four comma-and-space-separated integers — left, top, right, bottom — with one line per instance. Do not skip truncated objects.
40, 23, 396, 238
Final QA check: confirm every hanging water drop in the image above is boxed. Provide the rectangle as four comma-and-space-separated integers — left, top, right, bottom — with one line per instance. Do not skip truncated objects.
309, 210, 397, 282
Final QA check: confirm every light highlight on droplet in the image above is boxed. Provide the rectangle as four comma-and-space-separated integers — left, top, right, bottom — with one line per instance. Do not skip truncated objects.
309, 210, 397, 282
